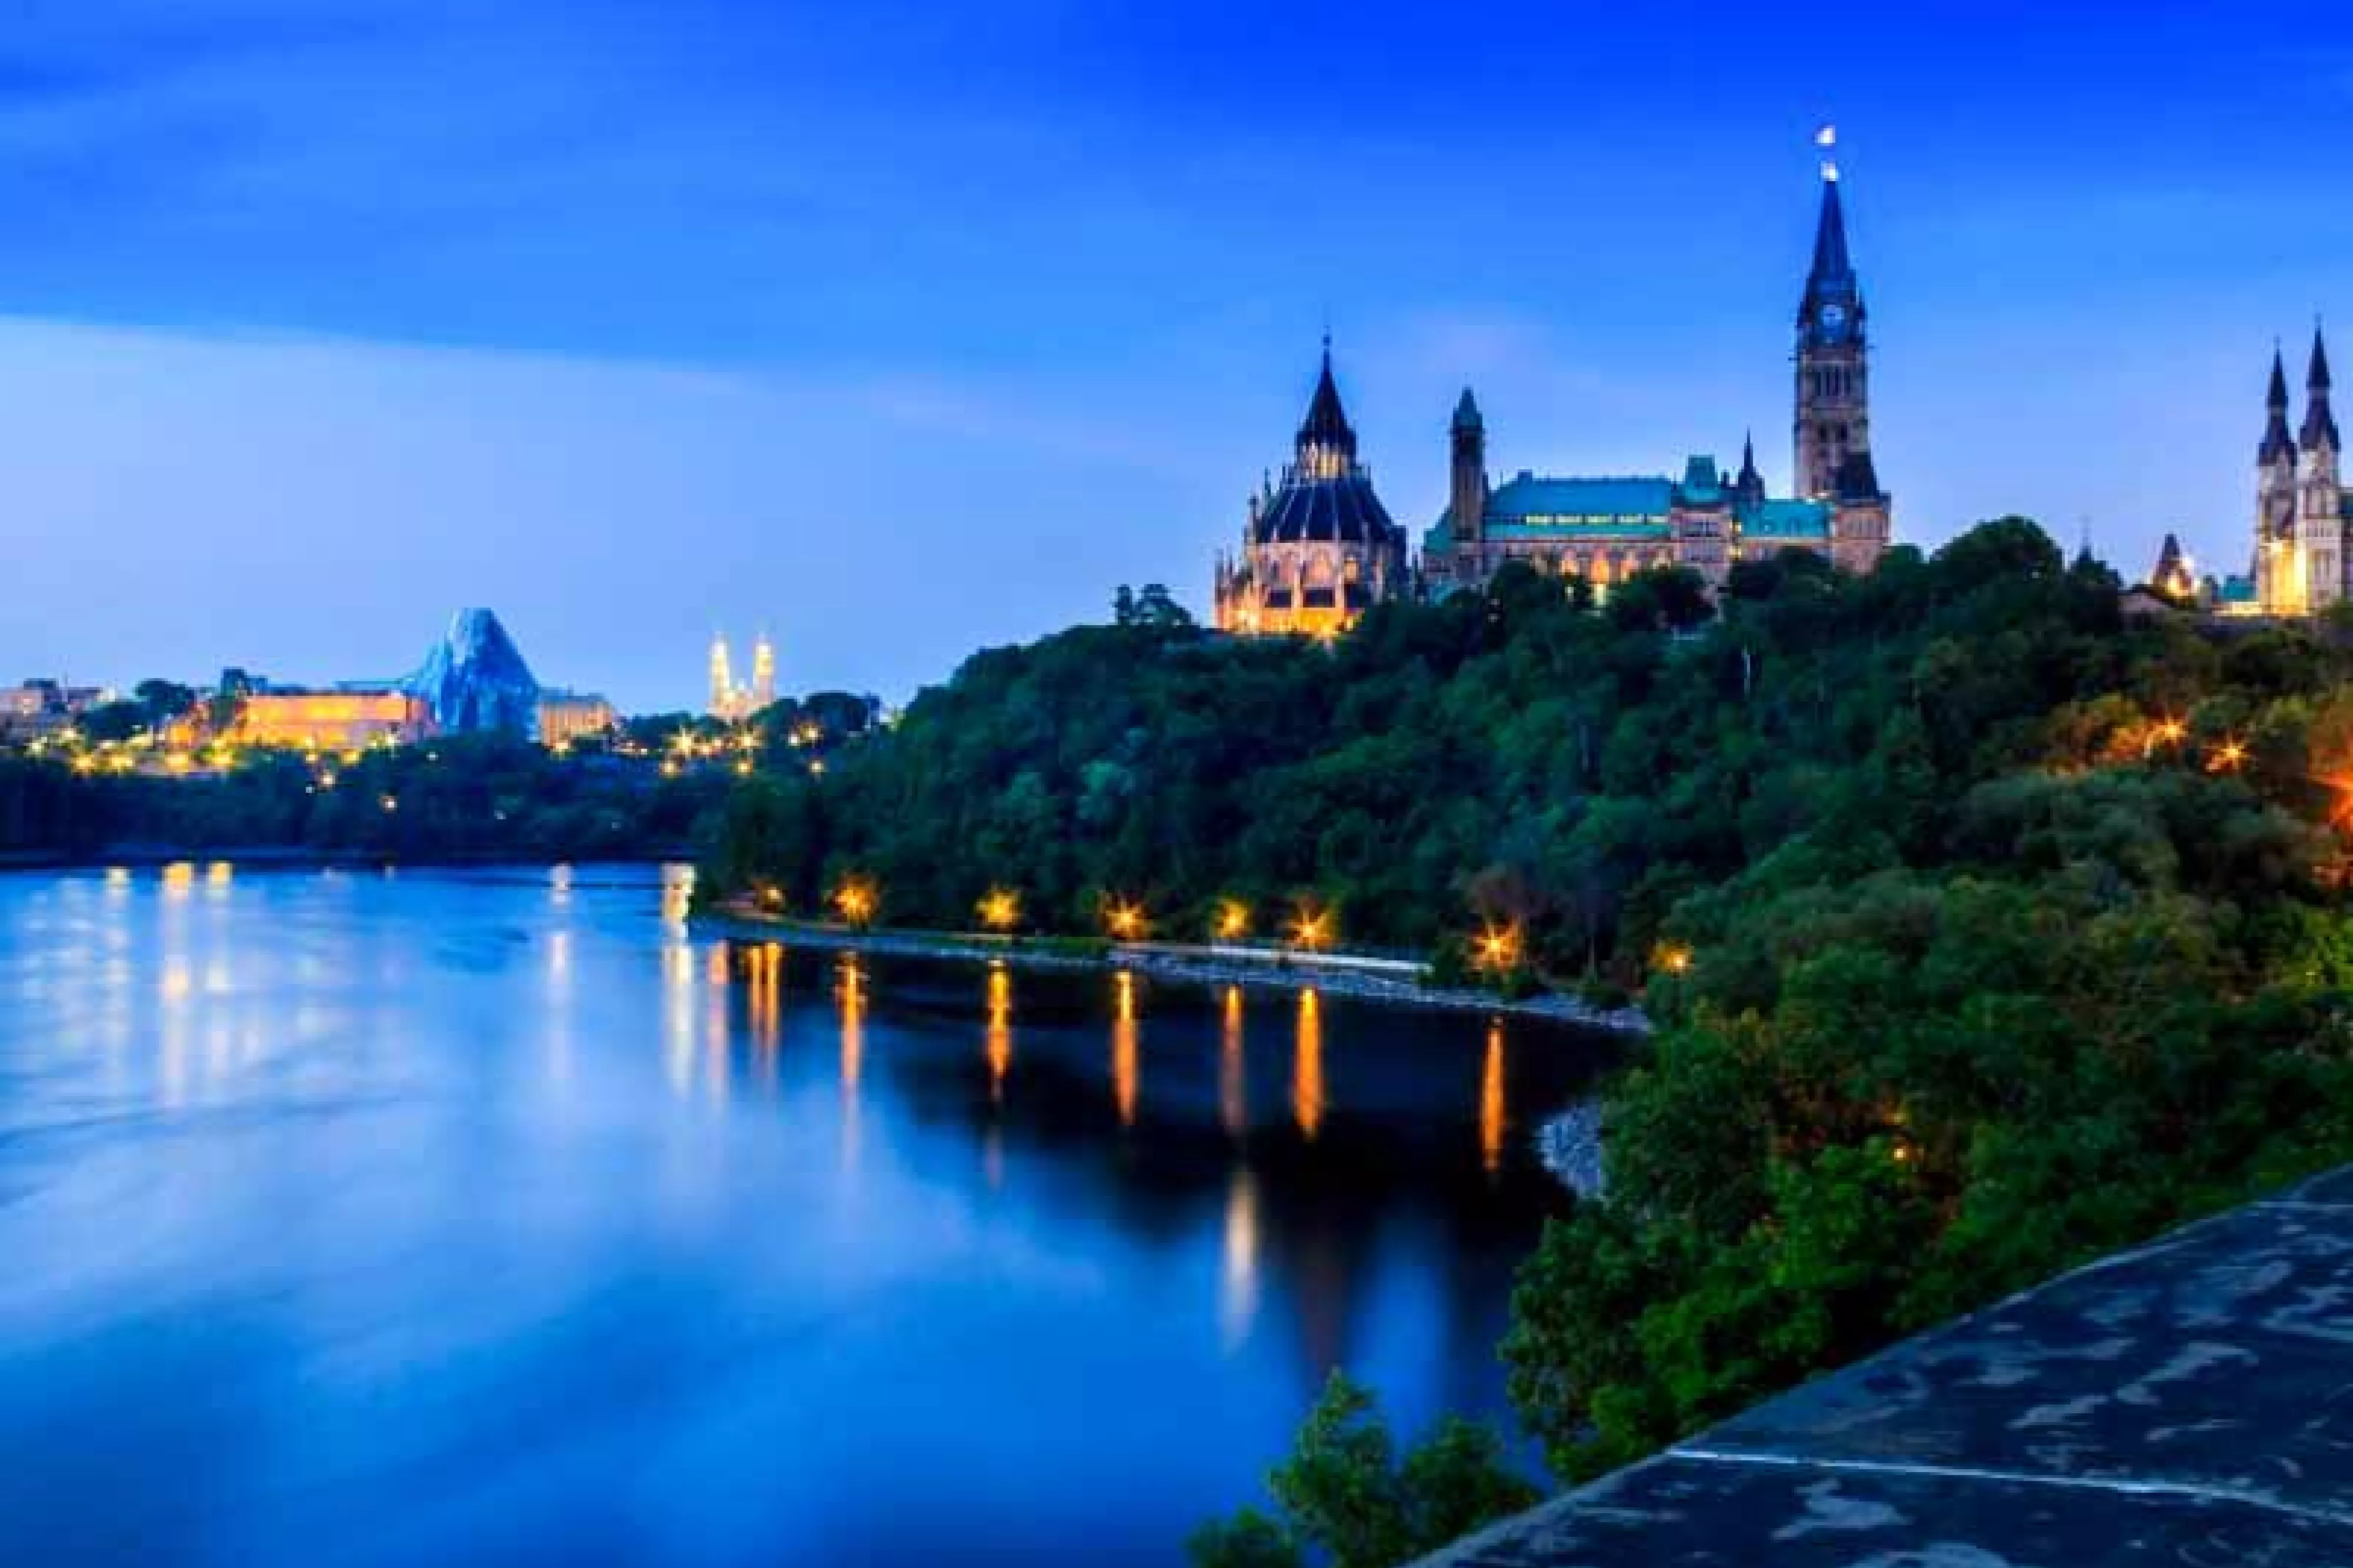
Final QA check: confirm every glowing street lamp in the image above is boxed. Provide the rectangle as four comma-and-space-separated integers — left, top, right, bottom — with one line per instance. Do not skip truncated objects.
2142, 717, 2188, 759
1654, 942, 1693, 976
1214, 899, 1252, 943
1474, 922, 1522, 974
834, 878, 877, 928
1105, 900, 1146, 942
1289, 905, 1332, 953
978, 888, 1021, 933
2207, 738, 2248, 773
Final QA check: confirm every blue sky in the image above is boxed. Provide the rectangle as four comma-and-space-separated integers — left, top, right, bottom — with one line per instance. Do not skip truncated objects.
4, 0, 2351, 710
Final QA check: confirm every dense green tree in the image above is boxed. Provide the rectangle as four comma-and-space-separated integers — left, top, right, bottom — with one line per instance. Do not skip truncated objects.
681, 518, 2353, 1562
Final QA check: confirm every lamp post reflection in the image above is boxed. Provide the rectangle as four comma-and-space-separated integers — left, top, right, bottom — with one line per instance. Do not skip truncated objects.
1292, 989, 1324, 1141
748, 942, 784, 1079
662, 937, 693, 1097
1219, 985, 1248, 1136
1219, 1164, 1262, 1349
1480, 1020, 1507, 1177
837, 955, 865, 1167
985, 963, 1013, 1103
1112, 970, 1139, 1127
704, 941, 731, 1105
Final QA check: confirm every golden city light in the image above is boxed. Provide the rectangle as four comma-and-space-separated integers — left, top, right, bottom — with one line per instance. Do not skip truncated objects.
1215, 899, 1251, 942
978, 888, 1021, 932
834, 878, 877, 926
1655, 942, 1694, 975
1105, 900, 1146, 940
2207, 738, 2248, 773
1289, 905, 1332, 952
1475, 922, 1522, 972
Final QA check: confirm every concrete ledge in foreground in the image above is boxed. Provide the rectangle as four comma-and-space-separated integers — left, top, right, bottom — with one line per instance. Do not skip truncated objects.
1417, 1163, 2353, 1566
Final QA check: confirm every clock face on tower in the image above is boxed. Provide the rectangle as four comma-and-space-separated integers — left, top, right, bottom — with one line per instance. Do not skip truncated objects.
1818, 302, 1848, 341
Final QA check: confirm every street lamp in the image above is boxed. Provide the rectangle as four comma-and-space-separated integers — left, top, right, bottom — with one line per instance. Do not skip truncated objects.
834, 878, 876, 928
1475, 922, 1521, 974
978, 888, 1021, 933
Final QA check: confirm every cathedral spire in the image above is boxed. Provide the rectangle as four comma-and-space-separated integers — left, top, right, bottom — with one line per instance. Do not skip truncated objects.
2261, 343, 2298, 465
2304, 322, 2339, 454
1295, 334, 1358, 476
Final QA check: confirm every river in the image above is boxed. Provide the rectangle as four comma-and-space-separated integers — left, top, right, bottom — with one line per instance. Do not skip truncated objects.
0, 864, 1612, 1566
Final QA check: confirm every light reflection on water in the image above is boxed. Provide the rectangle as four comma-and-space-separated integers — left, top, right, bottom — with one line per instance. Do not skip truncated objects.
0, 865, 1614, 1568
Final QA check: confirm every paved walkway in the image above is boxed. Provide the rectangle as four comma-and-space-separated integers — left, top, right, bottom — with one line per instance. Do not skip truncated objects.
1419, 1164, 2353, 1566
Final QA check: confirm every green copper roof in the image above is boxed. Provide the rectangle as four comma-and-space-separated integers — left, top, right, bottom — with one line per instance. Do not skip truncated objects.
1679, 455, 1723, 503
1741, 498, 1834, 538
1487, 474, 1674, 522
2219, 575, 2258, 605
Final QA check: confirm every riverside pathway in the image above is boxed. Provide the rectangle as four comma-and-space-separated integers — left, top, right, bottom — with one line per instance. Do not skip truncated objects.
699, 910, 1650, 1033
1414, 1163, 2353, 1565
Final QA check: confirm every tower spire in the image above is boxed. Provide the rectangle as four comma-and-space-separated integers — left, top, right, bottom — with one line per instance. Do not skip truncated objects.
2261, 342, 2298, 465
2304, 321, 2338, 454
1809, 166, 1852, 285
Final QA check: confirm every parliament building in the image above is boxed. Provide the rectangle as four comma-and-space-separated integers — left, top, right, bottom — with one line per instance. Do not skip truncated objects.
1213, 144, 1893, 636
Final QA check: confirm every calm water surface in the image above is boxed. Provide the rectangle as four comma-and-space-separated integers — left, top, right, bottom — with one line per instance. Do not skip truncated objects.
0, 865, 1608, 1567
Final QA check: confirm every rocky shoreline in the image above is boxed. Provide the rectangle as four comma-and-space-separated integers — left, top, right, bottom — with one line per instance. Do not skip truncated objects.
696, 909, 1652, 1035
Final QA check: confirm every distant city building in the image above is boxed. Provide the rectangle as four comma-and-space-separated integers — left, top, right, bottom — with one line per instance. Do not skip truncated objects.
231, 692, 431, 750
708, 631, 777, 720
2226, 328, 2348, 618
407, 608, 542, 735
1422, 139, 1891, 596
1212, 341, 1412, 638
538, 690, 617, 746
0, 678, 107, 743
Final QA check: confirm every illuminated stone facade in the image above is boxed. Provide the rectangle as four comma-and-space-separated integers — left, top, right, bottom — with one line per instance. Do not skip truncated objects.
1212, 343, 1411, 638
709, 633, 776, 720
0, 679, 106, 743
2237, 329, 2349, 618
232, 692, 429, 750
537, 690, 617, 746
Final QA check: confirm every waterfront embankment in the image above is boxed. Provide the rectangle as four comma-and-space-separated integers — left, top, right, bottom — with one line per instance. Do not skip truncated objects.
699, 906, 1652, 1034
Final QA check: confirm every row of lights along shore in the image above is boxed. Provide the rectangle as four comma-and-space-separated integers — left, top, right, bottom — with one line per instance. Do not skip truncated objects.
750, 880, 1721, 981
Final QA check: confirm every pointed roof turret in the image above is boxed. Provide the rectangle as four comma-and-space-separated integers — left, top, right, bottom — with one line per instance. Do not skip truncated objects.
1451, 386, 1482, 434
2151, 532, 2195, 598
2261, 343, 2298, 465
1735, 429, 1766, 502
1297, 335, 1357, 458
2304, 323, 2339, 454
1809, 171, 1852, 286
